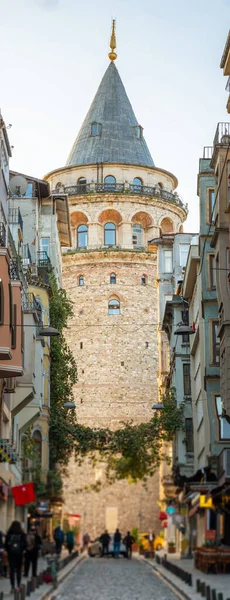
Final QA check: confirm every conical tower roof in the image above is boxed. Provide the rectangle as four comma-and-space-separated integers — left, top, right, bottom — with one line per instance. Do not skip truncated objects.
66, 62, 154, 168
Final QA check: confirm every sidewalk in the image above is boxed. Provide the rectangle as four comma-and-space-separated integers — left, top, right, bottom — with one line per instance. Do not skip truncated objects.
142, 551, 230, 600
0, 549, 86, 599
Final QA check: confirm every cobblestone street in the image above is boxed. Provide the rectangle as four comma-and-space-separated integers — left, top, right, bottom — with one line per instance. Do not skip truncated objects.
56, 557, 178, 600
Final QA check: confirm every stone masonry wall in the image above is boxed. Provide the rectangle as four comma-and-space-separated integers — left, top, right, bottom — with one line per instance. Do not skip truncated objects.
62, 250, 161, 535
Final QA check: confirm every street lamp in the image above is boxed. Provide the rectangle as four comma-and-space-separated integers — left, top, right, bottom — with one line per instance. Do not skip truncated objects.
152, 402, 164, 411
38, 326, 60, 337
174, 323, 195, 336
63, 402, 76, 409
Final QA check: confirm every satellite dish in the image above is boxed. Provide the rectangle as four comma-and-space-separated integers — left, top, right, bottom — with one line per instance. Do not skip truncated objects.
9, 175, 27, 197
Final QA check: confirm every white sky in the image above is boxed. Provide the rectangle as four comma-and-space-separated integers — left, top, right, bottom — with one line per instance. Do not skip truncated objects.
1, 0, 229, 231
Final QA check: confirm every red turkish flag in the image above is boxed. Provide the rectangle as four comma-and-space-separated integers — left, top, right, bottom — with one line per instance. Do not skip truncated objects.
12, 483, 36, 506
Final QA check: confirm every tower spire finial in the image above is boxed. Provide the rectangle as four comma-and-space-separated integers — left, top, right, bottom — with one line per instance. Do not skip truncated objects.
108, 19, 117, 62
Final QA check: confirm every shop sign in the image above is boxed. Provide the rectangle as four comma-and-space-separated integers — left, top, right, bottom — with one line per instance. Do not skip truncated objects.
200, 495, 214, 509
205, 530, 216, 541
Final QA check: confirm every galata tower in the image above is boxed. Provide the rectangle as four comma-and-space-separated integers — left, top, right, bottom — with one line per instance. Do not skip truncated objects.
45, 23, 187, 535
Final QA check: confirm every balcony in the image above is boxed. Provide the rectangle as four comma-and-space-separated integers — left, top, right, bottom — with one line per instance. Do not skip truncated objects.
0, 222, 6, 247
213, 122, 230, 147
21, 243, 32, 265
37, 251, 51, 268
8, 207, 23, 232
9, 258, 20, 280
63, 182, 188, 213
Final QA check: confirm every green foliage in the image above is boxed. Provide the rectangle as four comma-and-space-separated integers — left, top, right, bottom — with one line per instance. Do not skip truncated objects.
49, 273, 78, 468
63, 387, 184, 483
22, 428, 46, 498
131, 528, 139, 542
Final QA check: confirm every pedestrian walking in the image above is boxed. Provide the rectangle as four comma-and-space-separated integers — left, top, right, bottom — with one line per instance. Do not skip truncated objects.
5, 520, 27, 593
123, 531, 134, 559
100, 530, 111, 557
24, 527, 42, 578
66, 530, 74, 554
83, 532, 90, 549
113, 528, 121, 558
148, 530, 155, 556
53, 526, 64, 555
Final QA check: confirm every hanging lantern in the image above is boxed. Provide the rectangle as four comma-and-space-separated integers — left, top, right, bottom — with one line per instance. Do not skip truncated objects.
162, 520, 168, 528
166, 505, 176, 515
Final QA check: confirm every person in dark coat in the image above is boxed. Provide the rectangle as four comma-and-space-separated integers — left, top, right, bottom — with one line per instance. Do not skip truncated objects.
100, 530, 111, 557
24, 527, 42, 578
66, 530, 74, 554
5, 521, 27, 592
113, 528, 121, 558
53, 526, 64, 555
123, 531, 134, 559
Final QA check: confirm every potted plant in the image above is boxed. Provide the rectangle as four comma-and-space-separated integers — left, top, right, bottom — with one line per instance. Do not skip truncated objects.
168, 541, 176, 554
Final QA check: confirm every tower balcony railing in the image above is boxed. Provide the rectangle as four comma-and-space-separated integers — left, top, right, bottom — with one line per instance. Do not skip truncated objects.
63, 182, 188, 212
37, 251, 51, 268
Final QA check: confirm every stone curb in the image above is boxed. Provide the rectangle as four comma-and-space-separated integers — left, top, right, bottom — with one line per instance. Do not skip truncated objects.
141, 557, 195, 600
37, 553, 87, 600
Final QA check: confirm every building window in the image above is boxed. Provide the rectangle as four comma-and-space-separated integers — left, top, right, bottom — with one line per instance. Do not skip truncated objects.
183, 363, 191, 396
0, 280, 4, 325
104, 175, 116, 191
55, 181, 63, 192
209, 254, 216, 289
185, 418, 194, 453
79, 275, 84, 286
181, 310, 189, 343
80, 342, 83, 349
104, 222, 116, 245
179, 244, 190, 268
208, 189, 215, 223
141, 274, 147, 285
134, 126, 143, 139
216, 396, 230, 439
40, 237, 50, 258
110, 273, 116, 284
32, 430, 42, 465
210, 320, 220, 365
132, 224, 143, 248
23, 182, 33, 198
77, 224, 88, 248
77, 177, 87, 192
164, 250, 173, 273
108, 298, 120, 315
133, 177, 143, 192
91, 122, 101, 136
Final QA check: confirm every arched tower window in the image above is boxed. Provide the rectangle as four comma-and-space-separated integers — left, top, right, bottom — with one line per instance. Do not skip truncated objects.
77, 177, 87, 193
141, 274, 147, 285
104, 222, 116, 246
108, 298, 120, 315
79, 275, 84, 286
158, 182, 164, 189
104, 175, 116, 191
32, 430, 42, 465
133, 177, 143, 193
55, 181, 63, 192
132, 224, 143, 248
110, 273, 116, 284
77, 224, 88, 248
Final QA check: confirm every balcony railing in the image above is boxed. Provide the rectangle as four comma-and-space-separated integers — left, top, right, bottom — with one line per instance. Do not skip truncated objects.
21, 243, 32, 265
203, 146, 213, 159
8, 207, 23, 232
0, 222, 6, 247
63, 182, 188, 212
22, 292, 40, 313
37, 251, 51, 268
213, 122, 230, 147
9, 258, 20, 280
